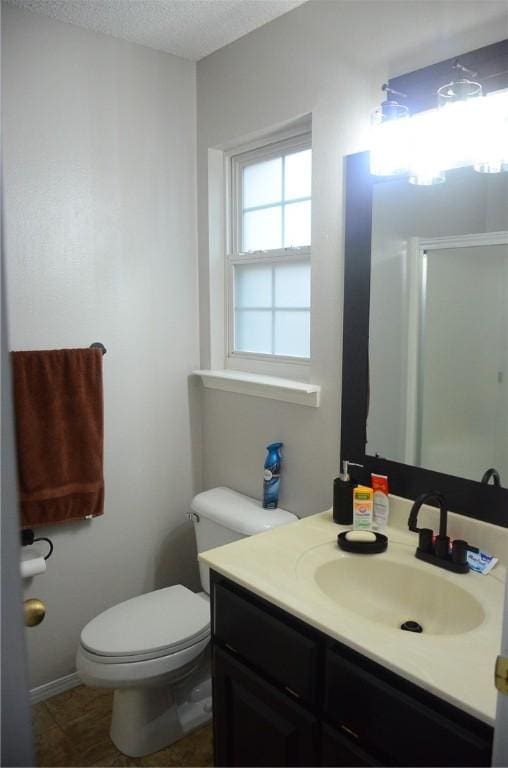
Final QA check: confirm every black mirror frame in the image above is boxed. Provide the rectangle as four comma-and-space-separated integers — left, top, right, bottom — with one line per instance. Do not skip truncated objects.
340, 40, 508, 528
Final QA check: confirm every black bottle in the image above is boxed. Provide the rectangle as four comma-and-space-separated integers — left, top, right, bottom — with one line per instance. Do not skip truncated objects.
333, 461, 363, 525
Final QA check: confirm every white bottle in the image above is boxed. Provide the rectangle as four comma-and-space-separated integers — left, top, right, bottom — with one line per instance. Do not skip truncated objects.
372, 473, 390, 530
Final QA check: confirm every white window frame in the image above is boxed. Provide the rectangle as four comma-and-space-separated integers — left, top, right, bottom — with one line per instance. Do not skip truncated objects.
225, 131, 312, 379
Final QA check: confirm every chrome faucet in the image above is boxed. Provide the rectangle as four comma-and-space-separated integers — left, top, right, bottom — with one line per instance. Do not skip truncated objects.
407, 491, 477, 574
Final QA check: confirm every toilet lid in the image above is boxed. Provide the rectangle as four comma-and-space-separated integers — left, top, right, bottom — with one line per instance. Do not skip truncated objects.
80, 585, 210, 660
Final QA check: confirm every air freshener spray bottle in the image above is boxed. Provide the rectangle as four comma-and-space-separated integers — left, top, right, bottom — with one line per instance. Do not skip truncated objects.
263, 442, 283, 509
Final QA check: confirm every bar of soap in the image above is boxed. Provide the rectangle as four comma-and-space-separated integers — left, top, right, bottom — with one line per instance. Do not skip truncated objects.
345, 530, 377, 543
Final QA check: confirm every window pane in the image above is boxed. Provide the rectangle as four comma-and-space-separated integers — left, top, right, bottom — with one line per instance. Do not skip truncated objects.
274, 311, 310, 358
274, 262, 310, 308
284, 149, 312, 201
284, 200, 311, 247
235, 264, 272, 308
243, 158, 282, 209
243, 206, 282, 252
235, 310, 272, 354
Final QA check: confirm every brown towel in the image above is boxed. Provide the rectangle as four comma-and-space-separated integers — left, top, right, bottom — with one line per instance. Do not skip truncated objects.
11, 348, 104, 527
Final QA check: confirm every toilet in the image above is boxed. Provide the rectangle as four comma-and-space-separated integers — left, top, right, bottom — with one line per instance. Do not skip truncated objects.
76, 487, 296, 757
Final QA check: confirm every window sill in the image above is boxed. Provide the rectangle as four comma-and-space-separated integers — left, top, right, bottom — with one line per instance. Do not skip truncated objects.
193, 369, 321, 408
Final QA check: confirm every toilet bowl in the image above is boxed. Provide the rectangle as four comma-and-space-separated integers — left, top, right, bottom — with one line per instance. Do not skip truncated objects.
76, 487, 297, 757
77, 585, 211, 756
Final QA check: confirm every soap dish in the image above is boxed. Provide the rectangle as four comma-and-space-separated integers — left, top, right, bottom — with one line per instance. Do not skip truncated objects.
337, 531, 388, 554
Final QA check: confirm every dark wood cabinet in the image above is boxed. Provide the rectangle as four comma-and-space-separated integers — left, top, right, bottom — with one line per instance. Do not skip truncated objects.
214, 582, 319, 704
213, 646, 319, 767
211, 572, 493, 768
321, 724, 381, 767
325, 647, 492, 767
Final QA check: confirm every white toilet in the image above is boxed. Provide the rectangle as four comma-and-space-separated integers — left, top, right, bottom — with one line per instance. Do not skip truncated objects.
76, 487, 296, 757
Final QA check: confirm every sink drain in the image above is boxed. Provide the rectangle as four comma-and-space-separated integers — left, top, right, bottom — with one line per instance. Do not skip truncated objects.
400, 620, 423, 633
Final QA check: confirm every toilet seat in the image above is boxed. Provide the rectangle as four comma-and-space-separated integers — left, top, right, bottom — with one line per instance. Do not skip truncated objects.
80, 585, 210, 664
77, 633, 209, 690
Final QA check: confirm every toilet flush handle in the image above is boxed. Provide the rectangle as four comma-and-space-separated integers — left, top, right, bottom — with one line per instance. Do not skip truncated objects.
185, 512, 200, 523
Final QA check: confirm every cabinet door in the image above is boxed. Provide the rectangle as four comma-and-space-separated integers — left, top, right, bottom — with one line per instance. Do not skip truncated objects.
321, 725, 382, 767
325, 648, 492, 767
213, 646, 319, 767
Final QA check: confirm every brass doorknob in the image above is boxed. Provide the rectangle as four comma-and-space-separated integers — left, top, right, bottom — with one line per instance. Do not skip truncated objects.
24, 598, 46, 627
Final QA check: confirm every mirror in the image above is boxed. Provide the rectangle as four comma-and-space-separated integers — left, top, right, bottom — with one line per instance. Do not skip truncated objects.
368, 168, 508, 486
341, 40, 508, 526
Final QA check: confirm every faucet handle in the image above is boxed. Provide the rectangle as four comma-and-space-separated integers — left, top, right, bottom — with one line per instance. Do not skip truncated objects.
451, 539, 479, 566
417, 528, 433, 554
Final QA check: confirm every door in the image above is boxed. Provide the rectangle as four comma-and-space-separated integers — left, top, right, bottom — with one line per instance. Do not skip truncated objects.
213, 646, 319, 767
1, 229, 34, 763
492, 576, 508, 766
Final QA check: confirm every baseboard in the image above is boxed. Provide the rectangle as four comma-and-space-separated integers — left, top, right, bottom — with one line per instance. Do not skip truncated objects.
30, 672, 81, 704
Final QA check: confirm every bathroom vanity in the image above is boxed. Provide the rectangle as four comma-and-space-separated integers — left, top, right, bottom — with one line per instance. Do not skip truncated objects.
200, 502, 505, 767
211, 572, 491, 767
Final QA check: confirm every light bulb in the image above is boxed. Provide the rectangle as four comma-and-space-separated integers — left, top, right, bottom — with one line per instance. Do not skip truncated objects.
473, 90, 508, 173
407, 109, 446, 186
370, 102, 409, 177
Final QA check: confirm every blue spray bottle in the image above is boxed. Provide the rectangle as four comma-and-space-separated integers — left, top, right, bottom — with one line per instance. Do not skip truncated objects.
262, 442, 283, 509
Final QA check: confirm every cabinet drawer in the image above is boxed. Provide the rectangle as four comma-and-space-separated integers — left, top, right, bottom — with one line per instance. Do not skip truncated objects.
213, 581, 319, 704
324, 648, 492, 767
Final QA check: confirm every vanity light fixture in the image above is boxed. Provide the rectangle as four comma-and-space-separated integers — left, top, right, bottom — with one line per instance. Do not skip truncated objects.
370, 65, 508, 184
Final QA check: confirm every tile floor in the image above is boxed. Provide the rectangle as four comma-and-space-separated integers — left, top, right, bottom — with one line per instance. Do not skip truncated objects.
32, 685, 214, 767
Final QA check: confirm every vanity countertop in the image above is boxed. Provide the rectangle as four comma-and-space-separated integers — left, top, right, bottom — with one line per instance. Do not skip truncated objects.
199, 496, 506, 726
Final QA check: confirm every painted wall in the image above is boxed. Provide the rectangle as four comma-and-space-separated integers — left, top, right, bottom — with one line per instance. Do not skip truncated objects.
196, 0, 508, 516
3, 4, 200, 688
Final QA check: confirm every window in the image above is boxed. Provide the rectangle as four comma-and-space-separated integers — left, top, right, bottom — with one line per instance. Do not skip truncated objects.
228, 134, 311, 364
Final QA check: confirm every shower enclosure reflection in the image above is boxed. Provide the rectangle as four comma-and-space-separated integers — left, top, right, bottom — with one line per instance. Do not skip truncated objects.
367, 167, 508, 486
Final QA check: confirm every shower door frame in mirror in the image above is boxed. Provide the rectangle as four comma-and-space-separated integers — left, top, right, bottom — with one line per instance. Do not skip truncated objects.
403, 232, 508, 472
340, 40, 508, 528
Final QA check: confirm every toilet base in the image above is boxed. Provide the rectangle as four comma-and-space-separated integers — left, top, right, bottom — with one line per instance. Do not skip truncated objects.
176, 676, 213, 734
111, 686, 181, 757
110, 675, 212, 757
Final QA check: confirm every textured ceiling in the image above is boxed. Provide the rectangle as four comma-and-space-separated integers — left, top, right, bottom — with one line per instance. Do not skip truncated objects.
7, 0, 308, 60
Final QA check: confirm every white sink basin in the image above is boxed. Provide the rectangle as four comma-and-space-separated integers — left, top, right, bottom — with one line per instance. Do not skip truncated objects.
299, 547, 485, 635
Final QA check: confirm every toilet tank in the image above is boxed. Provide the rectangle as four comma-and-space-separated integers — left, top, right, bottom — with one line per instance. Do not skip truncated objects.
191, 487, 297, 594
